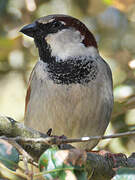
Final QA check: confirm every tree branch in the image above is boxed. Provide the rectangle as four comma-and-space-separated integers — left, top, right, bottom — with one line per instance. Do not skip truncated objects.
0, 116, 135, 180
4, 130, 135, 145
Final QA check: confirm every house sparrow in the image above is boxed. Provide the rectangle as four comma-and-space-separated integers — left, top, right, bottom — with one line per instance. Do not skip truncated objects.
20, 14, 113, 149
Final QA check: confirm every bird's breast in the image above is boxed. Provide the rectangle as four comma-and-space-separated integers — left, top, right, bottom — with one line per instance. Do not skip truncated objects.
25, 59, 113, 149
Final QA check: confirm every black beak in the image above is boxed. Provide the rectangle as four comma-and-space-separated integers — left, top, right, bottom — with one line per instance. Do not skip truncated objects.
20, 22, 37, 37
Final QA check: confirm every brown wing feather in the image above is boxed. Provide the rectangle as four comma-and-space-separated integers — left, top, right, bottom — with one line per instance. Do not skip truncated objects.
24, 64, 37, 115
25, 84, 31, 114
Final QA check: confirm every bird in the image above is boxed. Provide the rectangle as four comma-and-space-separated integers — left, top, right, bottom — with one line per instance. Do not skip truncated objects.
20, 14, 113, 149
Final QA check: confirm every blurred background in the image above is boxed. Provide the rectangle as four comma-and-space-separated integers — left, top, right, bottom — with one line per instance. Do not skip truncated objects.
0, 0, 135, 155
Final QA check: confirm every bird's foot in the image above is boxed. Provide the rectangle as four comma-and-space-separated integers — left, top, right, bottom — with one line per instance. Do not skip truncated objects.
46, 129, 67, 139
46, 128, 52, 136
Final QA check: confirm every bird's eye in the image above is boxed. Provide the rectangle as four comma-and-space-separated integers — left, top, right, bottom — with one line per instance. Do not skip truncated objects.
52, 21, 61, 28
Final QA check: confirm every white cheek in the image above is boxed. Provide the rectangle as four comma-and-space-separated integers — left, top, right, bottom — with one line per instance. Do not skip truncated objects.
45, 29, 98, 61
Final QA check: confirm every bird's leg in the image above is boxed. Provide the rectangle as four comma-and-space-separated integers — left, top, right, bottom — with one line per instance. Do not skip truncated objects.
46, 128, 52, 136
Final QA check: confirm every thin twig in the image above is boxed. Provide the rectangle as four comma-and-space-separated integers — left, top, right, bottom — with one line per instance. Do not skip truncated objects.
60, 130, 135, 144
1, 130, 135, 146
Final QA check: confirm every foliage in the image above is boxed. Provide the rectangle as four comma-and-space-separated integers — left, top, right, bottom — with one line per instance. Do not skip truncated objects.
38, 147, 87, 180
1, 143, 135, 179
0, 139, 19, 171
0, 145, 88, 179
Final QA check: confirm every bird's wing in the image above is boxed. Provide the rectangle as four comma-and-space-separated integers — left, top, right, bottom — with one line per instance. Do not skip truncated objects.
24, 64, 37, 114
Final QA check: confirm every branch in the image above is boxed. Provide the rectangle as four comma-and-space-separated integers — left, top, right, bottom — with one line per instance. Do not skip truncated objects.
4, 130, 135, 145
0, 116, 135, 180
86, 152, 135, 180
0, 116, 50, 160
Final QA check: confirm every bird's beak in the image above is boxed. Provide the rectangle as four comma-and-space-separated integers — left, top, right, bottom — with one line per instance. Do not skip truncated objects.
20, 22, 37, 37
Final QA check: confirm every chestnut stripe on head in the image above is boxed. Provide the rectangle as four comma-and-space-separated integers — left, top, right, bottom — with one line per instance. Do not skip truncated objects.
55, 16, 98, 48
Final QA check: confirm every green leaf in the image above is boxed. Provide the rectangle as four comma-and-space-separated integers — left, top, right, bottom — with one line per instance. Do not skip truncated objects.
0, 139, 19, 171
38, 147, 87, 180
113, 167, 135, 180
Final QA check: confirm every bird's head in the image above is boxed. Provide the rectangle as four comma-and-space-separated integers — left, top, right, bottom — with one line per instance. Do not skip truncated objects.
20, 14, 98, 61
